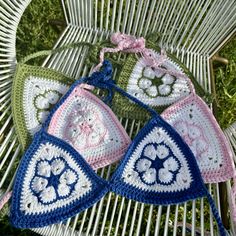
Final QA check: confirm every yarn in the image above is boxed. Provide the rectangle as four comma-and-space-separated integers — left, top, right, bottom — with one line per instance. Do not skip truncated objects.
10, 60, 227, 235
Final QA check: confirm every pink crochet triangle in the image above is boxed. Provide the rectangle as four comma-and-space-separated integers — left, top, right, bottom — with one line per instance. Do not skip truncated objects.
161, 93, 234, 183
48, 85, 131, 170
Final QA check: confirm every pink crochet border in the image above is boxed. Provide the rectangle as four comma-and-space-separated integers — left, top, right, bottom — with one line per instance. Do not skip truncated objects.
48, 86, 131, 170
161, 93, 234, 183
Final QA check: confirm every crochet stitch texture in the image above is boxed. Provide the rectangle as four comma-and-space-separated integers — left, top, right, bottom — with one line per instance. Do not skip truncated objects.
48, 83, 131, 170
10, 60, 226, 235
11, 63, 73, 149
112, 47, 207, 120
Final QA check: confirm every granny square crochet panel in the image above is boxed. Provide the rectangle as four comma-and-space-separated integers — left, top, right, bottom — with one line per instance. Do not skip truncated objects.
161, 93, 234, 184
111, 116, 207, 204
112, 48, 204, 120
10, 130, 108, 228
48, 83, 131, 170
12, 64, 74, 149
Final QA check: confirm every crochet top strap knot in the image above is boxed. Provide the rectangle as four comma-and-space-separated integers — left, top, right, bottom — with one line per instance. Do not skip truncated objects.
86, 60, 158, 117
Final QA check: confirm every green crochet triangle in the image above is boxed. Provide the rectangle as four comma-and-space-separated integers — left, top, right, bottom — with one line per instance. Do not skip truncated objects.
112, 46, 209, 120
11, 63, 74, 150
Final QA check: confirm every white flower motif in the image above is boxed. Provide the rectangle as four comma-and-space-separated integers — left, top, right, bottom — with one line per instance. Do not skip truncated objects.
57, 183, 70, 197
51, 159, 65, 175
35, 96, 50, 110
138, 67, 176, 98
66, 109, 106, 150
138, 78, 153, 89
174, 121, 208, 158
31, 177, 48, 193
37, 161, 51, 177
38, 111, 50, 123
60, 169, 77, 185
47, 91, 60, 104
134, 143, 180, 185
143, 67, 156, 79
39, 186, 56, 203
158, 84, 171, 95
31, 158, 78, 204
142, 168, 157, 184
136, 158, 152, 172
156, 145, 169, 159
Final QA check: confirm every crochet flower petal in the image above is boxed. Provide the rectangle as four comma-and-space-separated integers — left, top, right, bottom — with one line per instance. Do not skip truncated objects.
31, 177, 48, 193
143, 144, 157, 160
51, 159, 65, 175
156, 145, 169, 159
37, 160, 51, 177
138, 78, 152, 89
67, 126, 82, 139
92, 122, 106, 136
146, 85, 158, 97
154, 68, 165, 78
74, 134, 87, 149
70, 113, 84, 125
162, 74, 174, 84
143, 67, 155, 79
135, 158, 152, 172
158, 168, 173, 184
142, 168, 157, 185
158, 84, 171, 95
60, 169, 77, 185
35, 96, 50, 110
39, 186, 56, 204
88, 132, 101, 146
38, 111, 50, 123
57, 183, 70, 197
84, 111, 97, 124
46, 91, 60, 104
163, 157, 179, 172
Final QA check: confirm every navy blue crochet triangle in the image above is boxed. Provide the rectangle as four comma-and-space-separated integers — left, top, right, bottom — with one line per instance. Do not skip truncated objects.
10, 130, 108, 228
111, 116, 208, 205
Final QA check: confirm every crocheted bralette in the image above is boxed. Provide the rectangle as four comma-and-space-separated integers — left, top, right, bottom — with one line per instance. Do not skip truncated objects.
10, 60, 226, 235
95, 33, 209, 120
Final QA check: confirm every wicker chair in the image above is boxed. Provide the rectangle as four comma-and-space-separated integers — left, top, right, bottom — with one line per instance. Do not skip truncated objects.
0, 0, 236, 235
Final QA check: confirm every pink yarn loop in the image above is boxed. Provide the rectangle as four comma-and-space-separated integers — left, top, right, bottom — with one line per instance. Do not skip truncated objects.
0, 191, 12, 210
93, 32, 195, 93
230, 175, 236, 220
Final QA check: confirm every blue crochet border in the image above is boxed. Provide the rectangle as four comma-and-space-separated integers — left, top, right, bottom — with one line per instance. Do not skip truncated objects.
111, 115, 208, 204
10, 130, 109, 228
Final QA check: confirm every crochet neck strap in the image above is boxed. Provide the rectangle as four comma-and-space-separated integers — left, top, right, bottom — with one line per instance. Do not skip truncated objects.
94, 32, 196, 95
19, 42, 93, 64
41, 60, 158, 131
86, 60, 158, 118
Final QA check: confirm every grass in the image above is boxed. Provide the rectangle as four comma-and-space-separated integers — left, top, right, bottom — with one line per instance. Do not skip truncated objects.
0, 0, 235, 235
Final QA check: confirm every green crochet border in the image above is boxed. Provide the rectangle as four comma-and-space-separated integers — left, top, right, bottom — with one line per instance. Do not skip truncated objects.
112, 45, 209, 120
11, 63, 74, 150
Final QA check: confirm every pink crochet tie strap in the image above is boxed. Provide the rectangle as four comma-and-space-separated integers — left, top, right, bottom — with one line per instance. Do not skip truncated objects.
93, 33, 190, 84
0, 191, 12, 210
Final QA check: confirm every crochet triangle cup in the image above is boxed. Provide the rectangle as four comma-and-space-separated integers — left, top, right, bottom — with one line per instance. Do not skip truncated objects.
160, 68, 236, 221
